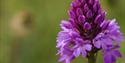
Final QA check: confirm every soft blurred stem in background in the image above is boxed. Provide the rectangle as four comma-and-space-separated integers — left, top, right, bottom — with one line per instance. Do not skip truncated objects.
10, 11, 32, 63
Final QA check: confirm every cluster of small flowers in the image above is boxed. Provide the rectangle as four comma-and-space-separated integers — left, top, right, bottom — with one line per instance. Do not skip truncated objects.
56, 0, 124, 63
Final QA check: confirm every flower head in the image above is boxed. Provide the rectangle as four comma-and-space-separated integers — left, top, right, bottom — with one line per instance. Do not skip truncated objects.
56, 0, 124, 63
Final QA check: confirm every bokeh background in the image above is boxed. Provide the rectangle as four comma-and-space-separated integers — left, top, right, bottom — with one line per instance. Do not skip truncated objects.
0, 0, 125, 63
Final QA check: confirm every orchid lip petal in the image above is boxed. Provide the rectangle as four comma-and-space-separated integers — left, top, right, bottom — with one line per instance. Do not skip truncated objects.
84, 44, 92, 51
112, 50, 122, 58
82, 50, 87, 57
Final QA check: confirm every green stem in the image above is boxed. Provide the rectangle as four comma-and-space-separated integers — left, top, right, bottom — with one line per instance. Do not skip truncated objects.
88, 52, 97, 63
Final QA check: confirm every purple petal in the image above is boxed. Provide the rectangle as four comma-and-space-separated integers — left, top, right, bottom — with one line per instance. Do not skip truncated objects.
95, 12, 105, 24
100, 20, 109, 29
83, 22, 91, 30
65, 59, 70, 63
68, 10, 76, 18
56, 41, 64, 48
84, 44, 92, 51
93, 40, 101, 48
78, 15, 85, 23
93, 3, 97, 12
70, 2, 78, 8
104, 53, 111, 63
76, 0, 81, 3
57, 31, 71, 43
95, 0, 100, 8
69, 31, 78, 39
73, 47, 81, 57
112, 50, 122, 58
75, 38, 84, 44
84, 4, 89, 12
84, 40, 91, 43
94, 14, 102, 24
86, 10, 93, 18
103, 38, 112, 45
76, 0, 84, 3
57, 30, 79, 46
111, 55, 116, 63
88, 0, 94, 5
58, 55, 66, 62
56, 39, 71, 48
69, 18, 75, 25
64, 55, 75, 63
109, 31, 123, 45
60, 21, 72, 30
82, 50, 87, 57
76, 8, 83, 16
101, 11, 106, 18
62, 48, 72, 55
69, 55, 75, 62
107, 19, 124, 44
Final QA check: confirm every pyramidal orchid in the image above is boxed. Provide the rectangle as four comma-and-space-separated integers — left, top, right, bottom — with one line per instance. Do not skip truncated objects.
56, 0, 124, 63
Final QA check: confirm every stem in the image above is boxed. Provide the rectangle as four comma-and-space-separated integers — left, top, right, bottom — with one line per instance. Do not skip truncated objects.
88, 52, 97, 63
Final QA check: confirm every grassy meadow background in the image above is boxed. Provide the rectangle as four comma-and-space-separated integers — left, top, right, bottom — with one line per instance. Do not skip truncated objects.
0, 0, 125, 63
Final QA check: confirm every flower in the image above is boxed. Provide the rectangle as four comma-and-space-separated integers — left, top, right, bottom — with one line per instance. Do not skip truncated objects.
102, 46, 122, 63
56, 0, 124, 63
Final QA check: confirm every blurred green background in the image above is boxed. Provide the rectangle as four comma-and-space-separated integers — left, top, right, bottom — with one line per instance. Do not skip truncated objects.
0, 0, 125, 63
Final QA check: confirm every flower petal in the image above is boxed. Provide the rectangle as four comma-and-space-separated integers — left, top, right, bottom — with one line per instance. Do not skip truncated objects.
83, 22, 91, 30
73, 47, 82, 57
111, 55, 116, 63
58, 55, 66, 62
82, 50, 87, 57
60, 21, 72, 30
102, 38, 112, 46
84, 44, 92, 51
112, 50, 122, 58
93, 39, 101, 48
104, 53, 111, 63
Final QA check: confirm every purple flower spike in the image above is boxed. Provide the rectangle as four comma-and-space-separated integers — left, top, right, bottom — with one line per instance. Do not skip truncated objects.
56, 0, 124, 63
